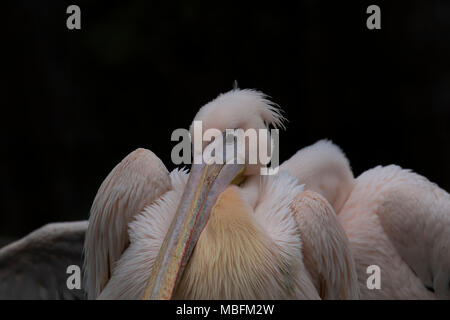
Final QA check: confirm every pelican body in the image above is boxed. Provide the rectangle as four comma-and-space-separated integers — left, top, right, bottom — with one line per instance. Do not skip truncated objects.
3, 88, 447, 300
84, 89, 359, 300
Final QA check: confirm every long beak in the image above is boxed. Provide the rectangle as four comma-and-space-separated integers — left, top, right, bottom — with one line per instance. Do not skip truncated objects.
142, 161, 245, 299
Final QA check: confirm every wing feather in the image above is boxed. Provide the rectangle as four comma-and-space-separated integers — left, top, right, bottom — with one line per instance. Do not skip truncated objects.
84, 148, 171, 298
0, 221, 87, 299
290, 191, 360, 299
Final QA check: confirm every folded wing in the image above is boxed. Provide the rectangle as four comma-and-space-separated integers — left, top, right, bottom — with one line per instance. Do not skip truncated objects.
84, 148, 171, 298
0, 221, 87, 299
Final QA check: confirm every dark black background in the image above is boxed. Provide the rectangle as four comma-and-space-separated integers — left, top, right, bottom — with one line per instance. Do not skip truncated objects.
2, 1, 450, 242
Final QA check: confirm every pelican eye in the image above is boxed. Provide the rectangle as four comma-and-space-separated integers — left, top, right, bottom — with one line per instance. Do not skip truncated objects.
225, 132, 236, 144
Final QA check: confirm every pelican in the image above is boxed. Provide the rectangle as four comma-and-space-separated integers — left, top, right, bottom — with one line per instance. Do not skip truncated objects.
2, 88, 447, 300
280, 140, 450, 299
0, 221, 87, 299
84, 89, 360, 299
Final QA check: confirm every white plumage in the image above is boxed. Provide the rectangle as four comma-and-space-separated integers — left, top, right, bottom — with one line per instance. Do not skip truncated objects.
280, 140, 450, 299
1, 88, 448, 300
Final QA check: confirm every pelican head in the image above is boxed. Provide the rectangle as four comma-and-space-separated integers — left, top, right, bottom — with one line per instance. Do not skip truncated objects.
143, 89, 286, 299
190, 89, 286, 176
